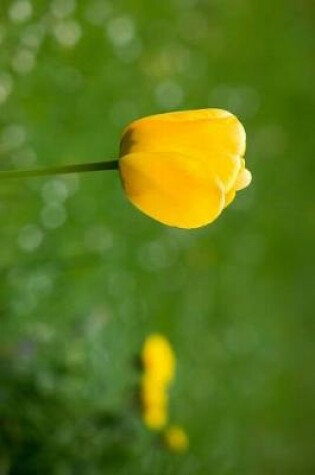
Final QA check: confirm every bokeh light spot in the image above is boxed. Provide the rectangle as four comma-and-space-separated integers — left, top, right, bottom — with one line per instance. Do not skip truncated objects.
1, 124, 27, 151
0, 73, 13, 105
12, 48, 36, 74
85, 0, 112, 26
154, 80, 184, 109
53, 20, 82, 48
9, 0, 32, 24
51, 0, 77, 19
106, 16, 135, 47
41, 203, 67, 229
41, 179, 69, 204
18, 224, 43, 252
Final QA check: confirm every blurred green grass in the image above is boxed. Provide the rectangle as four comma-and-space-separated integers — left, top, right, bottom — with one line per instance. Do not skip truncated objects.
0, 0, 314, 473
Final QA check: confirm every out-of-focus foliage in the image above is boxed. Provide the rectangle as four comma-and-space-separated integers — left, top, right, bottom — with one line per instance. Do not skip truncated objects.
0, 0, 314, 474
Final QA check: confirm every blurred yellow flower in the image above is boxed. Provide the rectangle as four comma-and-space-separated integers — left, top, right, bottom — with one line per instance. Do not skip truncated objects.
164, 425, 189, 452
143, 405, 168, 430
141, 334, 176, 383
119, 108, 251, 229
141, 374, 169, 408
140, 334, 176, 431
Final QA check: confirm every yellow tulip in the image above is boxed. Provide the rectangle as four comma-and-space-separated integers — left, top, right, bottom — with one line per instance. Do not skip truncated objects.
1, 108, 251, 229
119, 108, 251, 229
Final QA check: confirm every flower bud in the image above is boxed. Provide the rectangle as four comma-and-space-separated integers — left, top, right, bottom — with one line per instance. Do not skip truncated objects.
119, 109, 251, 229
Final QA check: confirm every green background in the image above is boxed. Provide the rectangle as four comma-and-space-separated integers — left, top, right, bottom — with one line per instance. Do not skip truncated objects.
0, 0, 314, 473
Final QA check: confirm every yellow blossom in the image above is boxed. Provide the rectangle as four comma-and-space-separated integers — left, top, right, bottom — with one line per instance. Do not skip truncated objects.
141, 374, 168, 408
143, 405, 168, 430
141, 334, 176, 384
164, 425, 189, 452
140, 334, 176, 431
119, 108, 251, 229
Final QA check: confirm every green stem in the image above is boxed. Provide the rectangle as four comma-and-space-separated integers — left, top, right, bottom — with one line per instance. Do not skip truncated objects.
0, 160, 119, 179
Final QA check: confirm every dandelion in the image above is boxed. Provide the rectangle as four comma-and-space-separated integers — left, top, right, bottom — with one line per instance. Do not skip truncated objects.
141, 374, 169, 408
141, 333, 175, 383
164, 425, 189, 452
140, 334, 175, 431
143, 405, 168, 431
138, 335, 190, 450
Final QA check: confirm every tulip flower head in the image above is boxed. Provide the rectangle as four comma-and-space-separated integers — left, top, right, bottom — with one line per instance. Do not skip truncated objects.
0, 108, 251, 230
119, 108, 251, 229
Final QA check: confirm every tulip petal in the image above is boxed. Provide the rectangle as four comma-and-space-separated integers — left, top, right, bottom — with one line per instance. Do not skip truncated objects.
235, 168, 252, 190
224, 189, 236, 208
120, 109, 246, 161
119, 152, 225, 229
128, 108, 233, 123
205, 151, 241, 192
120, 109, 246, 195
